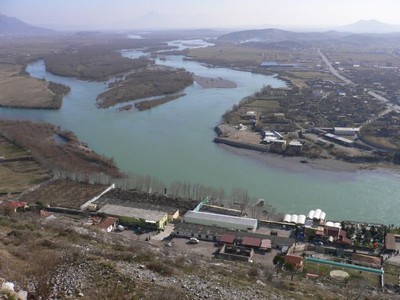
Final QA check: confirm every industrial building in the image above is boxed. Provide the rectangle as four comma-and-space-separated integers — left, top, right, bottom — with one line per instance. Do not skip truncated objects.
324, 133, 354, 147
183, 210, 258, 231
334, 127, 360, 136
98, 204, 169, 229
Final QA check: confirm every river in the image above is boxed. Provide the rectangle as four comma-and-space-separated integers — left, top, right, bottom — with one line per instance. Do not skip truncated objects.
1, 40, 399, 225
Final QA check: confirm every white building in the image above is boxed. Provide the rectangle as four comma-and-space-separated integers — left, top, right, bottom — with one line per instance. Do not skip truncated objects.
184, 210, 257, 231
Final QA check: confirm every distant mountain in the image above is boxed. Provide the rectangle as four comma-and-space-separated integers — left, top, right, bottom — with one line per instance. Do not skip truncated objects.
336, 19, 400, 33
0, 14, 54, 35
218, 28, 348, 43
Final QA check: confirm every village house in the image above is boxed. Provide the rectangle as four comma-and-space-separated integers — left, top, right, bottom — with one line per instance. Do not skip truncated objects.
97, 216, 119, 232
284, 254, 304, 270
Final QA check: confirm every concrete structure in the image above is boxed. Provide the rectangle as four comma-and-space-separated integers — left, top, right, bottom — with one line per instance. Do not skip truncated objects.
219, 244, 254, 262
98, 204, 168, 229
183, 210, 257, 231
80, 183, 115, 210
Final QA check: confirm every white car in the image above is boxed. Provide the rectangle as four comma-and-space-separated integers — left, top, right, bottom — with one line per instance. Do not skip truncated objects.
188, 237, 199, 244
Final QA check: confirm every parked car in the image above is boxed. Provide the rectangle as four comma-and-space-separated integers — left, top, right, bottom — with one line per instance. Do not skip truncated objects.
188, 237, 199, 244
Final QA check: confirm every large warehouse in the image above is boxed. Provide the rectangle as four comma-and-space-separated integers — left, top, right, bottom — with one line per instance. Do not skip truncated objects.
183, 210, 258, 231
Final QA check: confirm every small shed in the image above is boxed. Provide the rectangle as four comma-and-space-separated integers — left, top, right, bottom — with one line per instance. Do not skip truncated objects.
385, 233, 396, 252
260, 239, 272, 251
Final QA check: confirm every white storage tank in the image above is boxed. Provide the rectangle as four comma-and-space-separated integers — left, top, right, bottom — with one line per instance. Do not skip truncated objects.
314, 209, 322, 220
320, 212, 326, 221
325, 221, 334, 227
297, 214, 306, 225
307, 210, 315, 219
290, 214, 298, 224
283, 214, 291, 223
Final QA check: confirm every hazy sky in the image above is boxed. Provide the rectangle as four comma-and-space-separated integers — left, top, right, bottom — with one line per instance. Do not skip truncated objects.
1, 0, 399, 30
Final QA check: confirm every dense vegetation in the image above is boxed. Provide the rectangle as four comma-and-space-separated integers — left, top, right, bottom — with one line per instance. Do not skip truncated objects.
97, 68, 193, 108
44, 49, 151, 81
0, 119, 121, 177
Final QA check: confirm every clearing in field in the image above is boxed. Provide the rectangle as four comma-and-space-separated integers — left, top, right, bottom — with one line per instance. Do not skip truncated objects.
0, 63, 59, 109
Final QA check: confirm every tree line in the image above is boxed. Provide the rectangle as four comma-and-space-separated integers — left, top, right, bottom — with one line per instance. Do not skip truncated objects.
51, 169, 276, 219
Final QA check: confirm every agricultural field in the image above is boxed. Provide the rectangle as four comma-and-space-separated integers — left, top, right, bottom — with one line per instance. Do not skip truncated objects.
324, 50, 400, 68
0, 63, 60, 109
280, 70, 338, 88
360, 112, 400, 151
19, 180, 108, 209
0, 135, 50, 194
188, 44, 267, 66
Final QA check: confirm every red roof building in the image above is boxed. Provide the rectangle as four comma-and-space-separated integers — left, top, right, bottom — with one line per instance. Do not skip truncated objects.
284, 254, 304, 269
220, 233, 236, 245
241, 236, 261, 248
97, 217, 118, 232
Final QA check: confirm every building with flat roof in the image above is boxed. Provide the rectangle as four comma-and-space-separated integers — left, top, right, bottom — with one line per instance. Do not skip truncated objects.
334, 127, 360, 136
184, 210, 257, 231
324, 133, 354, 147
98, 204, 168, 229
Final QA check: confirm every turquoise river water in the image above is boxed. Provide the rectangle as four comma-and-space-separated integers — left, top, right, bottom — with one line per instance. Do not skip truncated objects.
0, 42, 399, 224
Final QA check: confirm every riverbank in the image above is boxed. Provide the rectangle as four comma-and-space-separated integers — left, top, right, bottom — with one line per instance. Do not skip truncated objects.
0, 119, 121, 178
216, 142, 400, 174
135, 94, 185, 111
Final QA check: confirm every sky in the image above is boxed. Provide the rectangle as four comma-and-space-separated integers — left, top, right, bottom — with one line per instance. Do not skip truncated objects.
1, 0, 399, 30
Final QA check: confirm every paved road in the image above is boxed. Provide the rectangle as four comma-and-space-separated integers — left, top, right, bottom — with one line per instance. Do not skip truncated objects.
317, 48, 353, 85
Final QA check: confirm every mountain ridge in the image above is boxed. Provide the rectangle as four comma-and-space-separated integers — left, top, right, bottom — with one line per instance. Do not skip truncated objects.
0, 14, 54, 35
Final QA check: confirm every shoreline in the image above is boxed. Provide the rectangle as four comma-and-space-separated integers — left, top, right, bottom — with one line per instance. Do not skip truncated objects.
216, 142, 398, 174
